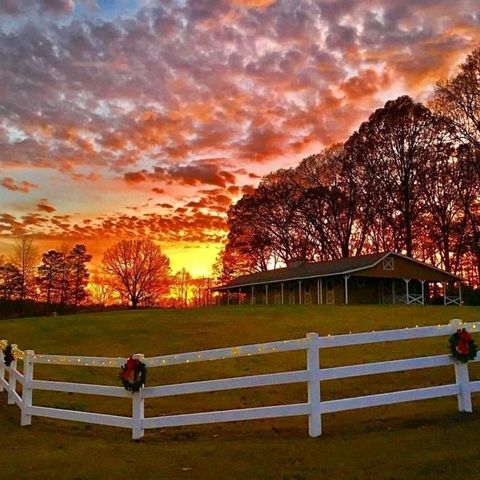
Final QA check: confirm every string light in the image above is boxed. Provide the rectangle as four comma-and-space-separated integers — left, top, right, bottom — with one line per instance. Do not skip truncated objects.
4, 320, 475, 369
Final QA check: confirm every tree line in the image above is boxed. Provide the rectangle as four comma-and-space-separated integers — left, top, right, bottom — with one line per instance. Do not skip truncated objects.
0, 239, 92, 313
0, 238, 212, 317
215, 48, 480, 288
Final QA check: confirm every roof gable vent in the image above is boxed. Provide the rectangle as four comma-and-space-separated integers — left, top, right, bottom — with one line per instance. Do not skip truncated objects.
383, 256, 394, 271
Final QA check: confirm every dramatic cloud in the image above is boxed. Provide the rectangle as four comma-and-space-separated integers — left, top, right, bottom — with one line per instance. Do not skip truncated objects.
0, 0, 479, 274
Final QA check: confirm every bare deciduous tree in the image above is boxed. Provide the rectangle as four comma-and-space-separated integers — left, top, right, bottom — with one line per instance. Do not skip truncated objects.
102, 239, 170, 308
433, 47, 480, 282
87, 274, 117, 306
433, 48, 480, 176
172, 268, 192, 307
11, 237, 38, 302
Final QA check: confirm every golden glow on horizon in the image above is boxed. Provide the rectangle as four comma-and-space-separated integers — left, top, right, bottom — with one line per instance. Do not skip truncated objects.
162, 241, 221, 277
0, 238, 221, 278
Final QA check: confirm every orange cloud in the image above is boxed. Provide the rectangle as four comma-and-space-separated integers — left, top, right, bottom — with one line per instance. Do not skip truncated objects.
232, 0, 276, 9
1, 177, 38, 193
36, 199, 56, 213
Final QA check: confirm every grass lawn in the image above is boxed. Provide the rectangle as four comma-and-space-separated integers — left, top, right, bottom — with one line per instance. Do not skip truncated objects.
1, 305, 480, 479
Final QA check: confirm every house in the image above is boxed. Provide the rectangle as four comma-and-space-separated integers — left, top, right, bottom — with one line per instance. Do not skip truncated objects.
212, 252, 462, 306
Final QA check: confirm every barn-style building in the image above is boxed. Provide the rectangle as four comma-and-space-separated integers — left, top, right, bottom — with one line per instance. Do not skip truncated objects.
213, 252, 462, 306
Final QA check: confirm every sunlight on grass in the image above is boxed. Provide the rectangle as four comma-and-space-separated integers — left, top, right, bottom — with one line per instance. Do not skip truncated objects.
1, 305, 480, 479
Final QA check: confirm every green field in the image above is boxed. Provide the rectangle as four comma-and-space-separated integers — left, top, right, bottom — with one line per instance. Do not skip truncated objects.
1, 305, 480, 480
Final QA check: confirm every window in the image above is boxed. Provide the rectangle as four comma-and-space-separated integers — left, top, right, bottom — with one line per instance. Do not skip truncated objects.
383, 257, 394, 271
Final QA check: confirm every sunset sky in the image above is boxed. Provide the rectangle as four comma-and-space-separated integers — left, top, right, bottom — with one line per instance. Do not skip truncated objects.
1, 0, 479, 276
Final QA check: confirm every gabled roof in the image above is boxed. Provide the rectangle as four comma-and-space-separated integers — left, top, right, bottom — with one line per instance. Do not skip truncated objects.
213, 252, 461, 290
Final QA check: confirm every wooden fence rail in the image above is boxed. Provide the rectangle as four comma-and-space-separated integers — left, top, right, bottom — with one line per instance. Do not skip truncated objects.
0, 319, 479, 440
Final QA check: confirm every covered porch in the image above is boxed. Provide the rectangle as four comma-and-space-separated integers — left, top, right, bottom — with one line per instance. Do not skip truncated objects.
215, 275, 463, 306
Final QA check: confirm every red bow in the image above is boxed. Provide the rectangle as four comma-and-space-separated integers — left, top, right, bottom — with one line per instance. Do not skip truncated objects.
456, 328, 472, 355
122, 357, 139, 382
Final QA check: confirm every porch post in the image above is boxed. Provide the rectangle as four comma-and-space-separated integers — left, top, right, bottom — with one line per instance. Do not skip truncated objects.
404, 278, 410, 304
239, 288, 242, 305
320, 278, 323, 304
344, 275, 350, 304
459, 282, 462, 306
298, 281, 302, 305
443, 282, 447, 305
391, 279, 395, 304
317, 279, 320, 304
420, 280, 425, 305
265, 284, 269, 305
227, 290, 230, 306
251, 285, 254, 305
281, 283, 284, 305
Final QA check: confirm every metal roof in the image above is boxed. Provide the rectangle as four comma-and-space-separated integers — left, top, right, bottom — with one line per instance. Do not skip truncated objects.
213, 252, 461, 290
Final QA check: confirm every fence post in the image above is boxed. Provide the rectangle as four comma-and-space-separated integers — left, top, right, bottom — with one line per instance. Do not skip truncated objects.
21, 350, 34, 426
0, 339, 6, 392
132, 353, 145, 440
7, 344, 18, 405
454, 361, 472, 412
449, 320, 473, 412
306, 333, 321, 437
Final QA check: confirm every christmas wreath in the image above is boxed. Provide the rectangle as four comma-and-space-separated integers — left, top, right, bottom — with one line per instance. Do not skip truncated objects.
120, 357, 147, 392
449, 328, 478, 363
3, 344, 15, 367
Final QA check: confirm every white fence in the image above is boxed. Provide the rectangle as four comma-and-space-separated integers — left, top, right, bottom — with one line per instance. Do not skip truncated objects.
0, 319, 479, 440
